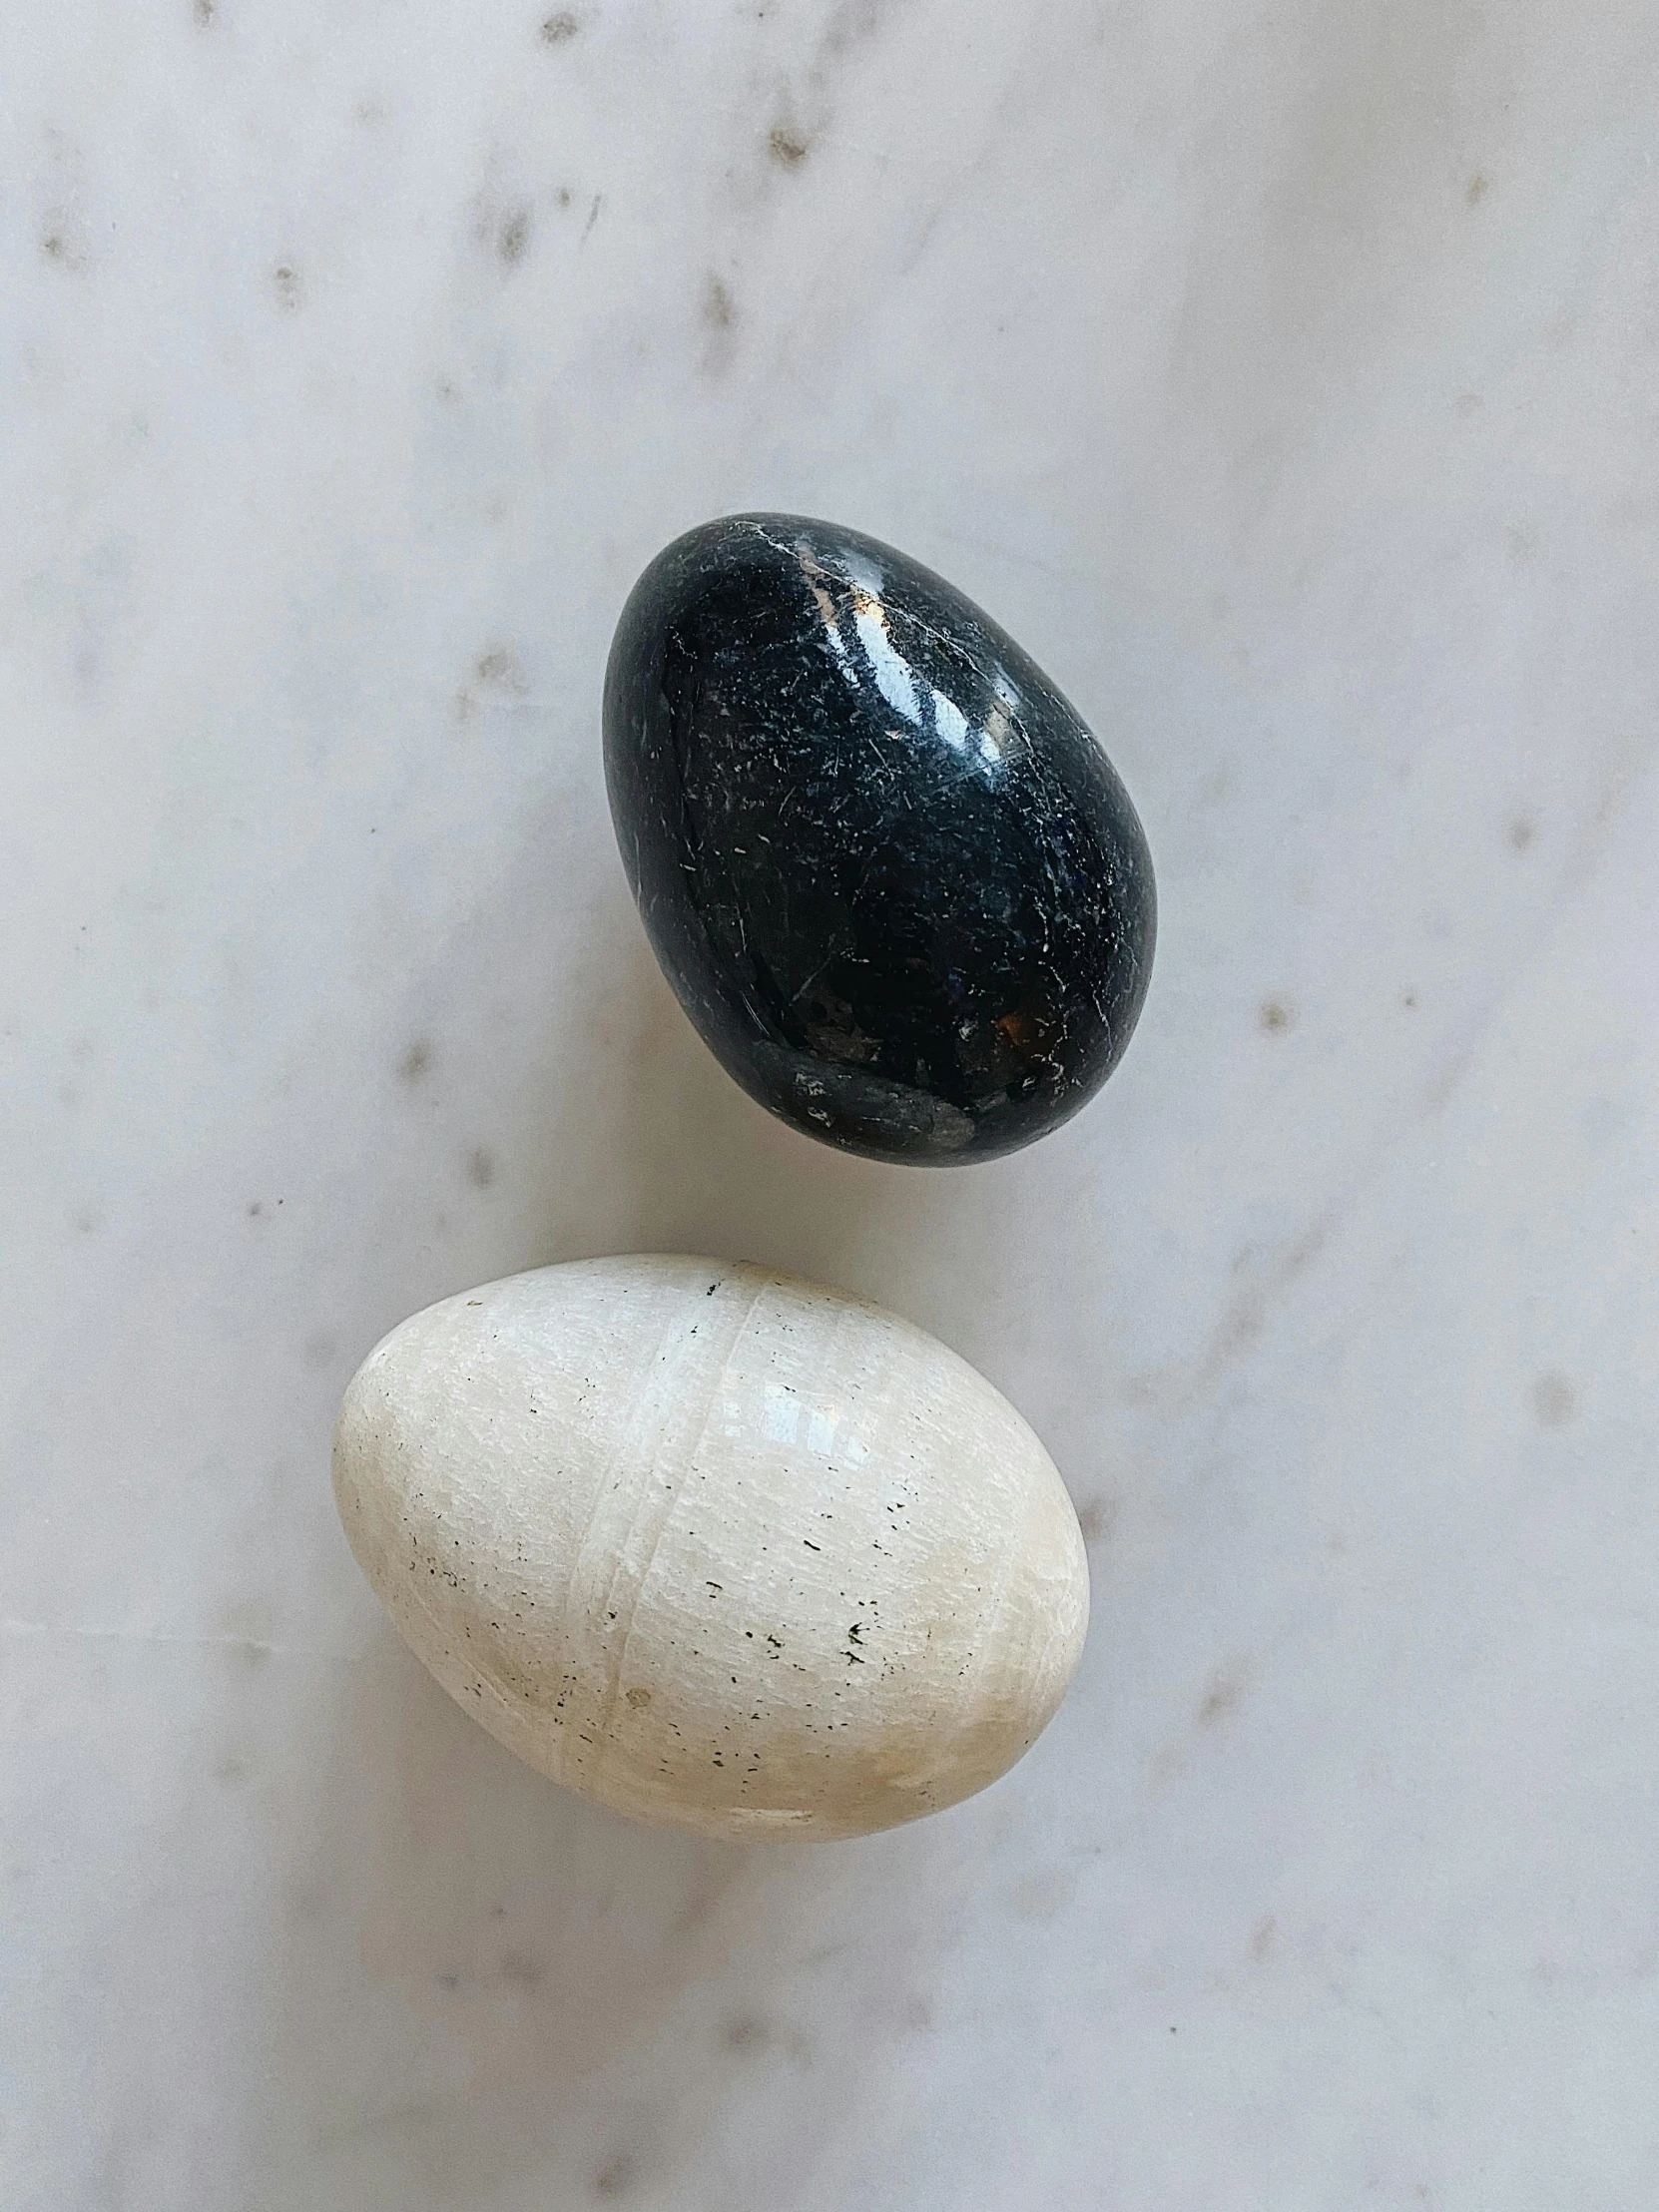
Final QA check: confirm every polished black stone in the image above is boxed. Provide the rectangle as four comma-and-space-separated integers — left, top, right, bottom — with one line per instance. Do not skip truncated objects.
603, 514, 1156, 1165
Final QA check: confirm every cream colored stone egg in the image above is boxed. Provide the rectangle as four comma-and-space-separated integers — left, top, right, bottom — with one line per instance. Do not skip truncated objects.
332, 1256, 1089, 1841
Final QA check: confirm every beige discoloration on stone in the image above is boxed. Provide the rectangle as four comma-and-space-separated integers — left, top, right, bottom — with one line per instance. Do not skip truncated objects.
332, 1257, 1088, 1841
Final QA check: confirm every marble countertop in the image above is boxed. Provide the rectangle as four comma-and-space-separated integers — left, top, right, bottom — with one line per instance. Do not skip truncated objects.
5, 4, 1657, 2206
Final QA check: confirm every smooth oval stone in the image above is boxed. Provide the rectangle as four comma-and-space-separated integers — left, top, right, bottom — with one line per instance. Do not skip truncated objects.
332, 1256, 1089, 1841
604, 513, 1155, 1164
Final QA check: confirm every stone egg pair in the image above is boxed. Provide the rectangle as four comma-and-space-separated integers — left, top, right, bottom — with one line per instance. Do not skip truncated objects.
335, 517, 1155, 1840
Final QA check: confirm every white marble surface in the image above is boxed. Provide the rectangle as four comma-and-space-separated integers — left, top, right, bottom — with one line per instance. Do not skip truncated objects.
4, 4, 1658, 2205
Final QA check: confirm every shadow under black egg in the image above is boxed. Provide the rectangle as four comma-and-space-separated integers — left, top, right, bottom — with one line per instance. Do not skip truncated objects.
603, 513, 1156, 1166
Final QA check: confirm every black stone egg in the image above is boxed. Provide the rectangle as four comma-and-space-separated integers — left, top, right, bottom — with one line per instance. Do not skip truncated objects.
603, 514, 1156, 1166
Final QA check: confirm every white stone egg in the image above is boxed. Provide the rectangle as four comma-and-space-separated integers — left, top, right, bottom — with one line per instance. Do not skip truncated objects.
332, 1256, 1089, 1841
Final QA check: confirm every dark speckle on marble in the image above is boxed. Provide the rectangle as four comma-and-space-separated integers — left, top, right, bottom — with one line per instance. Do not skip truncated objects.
474, 647, 527, 697
768, 124, 812, 168
1197, 1662, 1252, 1729
1532, 1372, 1577, 1427
496, 204, 532, 266
472, 194, 534, 269
604, 513, 1156, 1164
1075, 1495, 1116, 1550
593, 2152, 636, 2198
40, 200, 90, 271
701, 276, 738, 374
724, 2012, 770, 2053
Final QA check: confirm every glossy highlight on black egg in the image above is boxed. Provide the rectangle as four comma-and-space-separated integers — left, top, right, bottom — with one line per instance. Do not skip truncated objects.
604, 514, 1156, 1165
